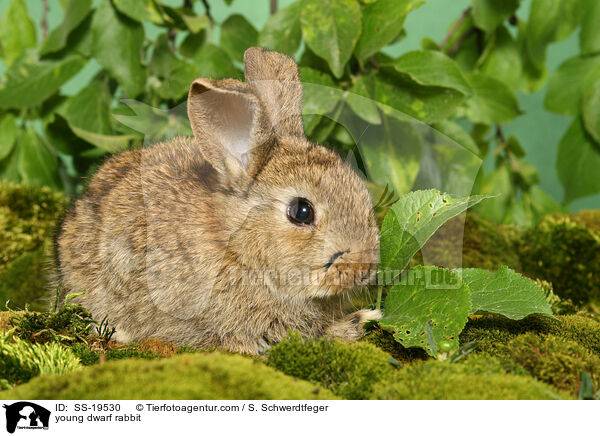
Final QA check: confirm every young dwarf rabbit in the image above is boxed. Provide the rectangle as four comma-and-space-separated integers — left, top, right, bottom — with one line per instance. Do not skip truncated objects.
55, 47, 381, 354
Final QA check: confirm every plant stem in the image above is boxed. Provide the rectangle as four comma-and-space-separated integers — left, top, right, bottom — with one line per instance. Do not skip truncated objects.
447, 28, 475, 56
375, 286, 383, 311
440, 7, 471, 50
270, 0, 278, 15
495, 124, 506, 143
41, 0, 49, 39
168, 29, 176, 52
201, 0, 214, 24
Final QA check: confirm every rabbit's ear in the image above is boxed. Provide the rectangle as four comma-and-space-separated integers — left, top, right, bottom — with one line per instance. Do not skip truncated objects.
188, 78, 272, 176
244, 47, 304, 138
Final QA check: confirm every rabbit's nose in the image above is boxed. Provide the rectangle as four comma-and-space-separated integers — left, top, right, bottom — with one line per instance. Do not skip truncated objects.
325, 250, 350, 269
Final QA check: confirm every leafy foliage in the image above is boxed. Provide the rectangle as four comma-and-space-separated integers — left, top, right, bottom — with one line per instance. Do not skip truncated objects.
0, 0, 596, 217
377, 189, 554, 358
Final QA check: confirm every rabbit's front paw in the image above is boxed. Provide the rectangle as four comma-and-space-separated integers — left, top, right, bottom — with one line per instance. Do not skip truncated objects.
328, 309, 382, 342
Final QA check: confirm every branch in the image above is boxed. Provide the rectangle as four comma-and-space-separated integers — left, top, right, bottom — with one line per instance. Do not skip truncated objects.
168, 29, 176, 52
42, 0, 49, 39
447, 28, 475, 56
270, 0, 278, 15
495, 124, 506, 144
440, 7, 471, 50
201, 0, 214, 23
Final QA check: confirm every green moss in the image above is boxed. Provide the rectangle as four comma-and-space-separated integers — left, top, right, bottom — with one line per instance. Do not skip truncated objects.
0, 330, 81, 389
371, 357, 569, 400
267, 333, 396, 399
0, 352, 337, 400
460, 314, 600, 357
413, 213, 521, 270
547, 315, 600, 355
0, 249, 51, 312
518, 212, 600, 308
459, 315, 554, 355
69, 343, 163, 366
8, 302, 96, 344
504, 333, 600, 396
0, 182, 67, 309
0, 182, 66, 271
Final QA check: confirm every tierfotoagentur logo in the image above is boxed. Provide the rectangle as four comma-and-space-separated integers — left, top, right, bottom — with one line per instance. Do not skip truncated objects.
2, 402, 50, 434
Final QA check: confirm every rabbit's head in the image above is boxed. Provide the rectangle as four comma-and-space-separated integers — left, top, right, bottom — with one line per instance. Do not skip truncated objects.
187, 47, 379, 298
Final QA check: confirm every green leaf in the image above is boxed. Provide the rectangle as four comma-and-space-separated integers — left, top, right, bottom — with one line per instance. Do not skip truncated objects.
578, 372, 596, 400
259, 1, 303, 56
66, 127, 133, 153
545, 55, 600, 116
45, 114, 92, 156
472, 165, 511, 223
374, 72, 465, 123
300, 67, 341, 116
41, 0, 92, 55
0, 113, 17, 160
180, 12, 209, 34
479, 26, 522, 89
379, 265, 471, 358
179, 31, 206, 58
528, 185, 566, 219
300, 0, 362, 78
346, 74, 381, 124
0, 142, 23, 183
582, 65, 600, 143
580, 0, 600, 56
59, 77, 133, 152
112, 0, 151, 22
431, 119, 479, 156
517, 20, 548, 93
115, 100, 169, 139
91, 0, 147, 97
60, 78, 114, 137
470, 0, 519, 33
461, 72, 520, 124
116, 100, 192, 140
156, 59, 198, 100
151, 33, 178, 78
359, 116, 421, 196
0, 57, 86, 110
390, 50, 471, 96
379, 189, 488, 274
18, 129, 60, 189
526, 0, 578, 68
354, 0, 421, 62
459, 266, 554, 320
220, 14, 258, 63
192, 44, 241, 79
0, 0, 36, 66
557, 118, 600, 204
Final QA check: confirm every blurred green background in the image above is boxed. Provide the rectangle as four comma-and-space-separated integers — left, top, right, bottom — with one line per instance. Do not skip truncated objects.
0, 0, 597, 211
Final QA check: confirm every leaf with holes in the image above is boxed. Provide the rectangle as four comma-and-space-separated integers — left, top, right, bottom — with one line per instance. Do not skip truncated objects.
379, 266, 471, 358
379, 190, 488, 277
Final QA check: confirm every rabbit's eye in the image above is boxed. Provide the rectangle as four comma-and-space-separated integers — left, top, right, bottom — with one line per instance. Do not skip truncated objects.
287, 198, 315, 226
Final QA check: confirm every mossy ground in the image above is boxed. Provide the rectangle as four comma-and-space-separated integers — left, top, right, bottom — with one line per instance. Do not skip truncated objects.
1, 181, 599, 400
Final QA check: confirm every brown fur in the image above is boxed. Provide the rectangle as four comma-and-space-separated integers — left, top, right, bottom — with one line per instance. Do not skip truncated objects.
55, 48, 380, 354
